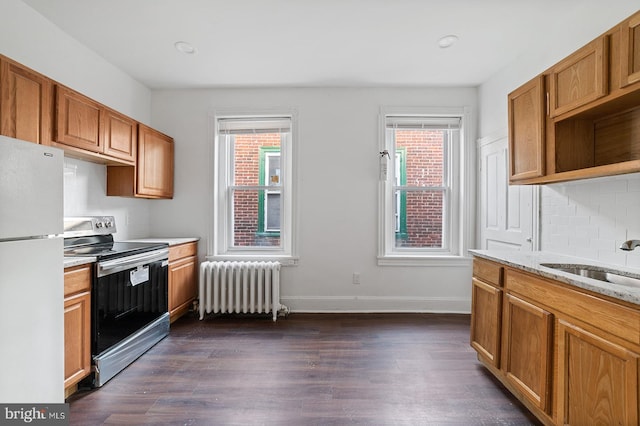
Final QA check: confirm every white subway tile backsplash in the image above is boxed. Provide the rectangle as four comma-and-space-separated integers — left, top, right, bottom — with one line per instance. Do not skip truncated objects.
540, 173, 640, 267
590, 238, 617, 250
596, 251, 627, 267
628, 178, 640, 192
627, 253, 640, 269
575, 225, 599, 239
573, 247, 599, 259
568, 235, 590, 247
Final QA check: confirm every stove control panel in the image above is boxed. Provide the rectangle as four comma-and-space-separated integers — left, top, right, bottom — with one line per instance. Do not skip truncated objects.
63, 216, 117, 237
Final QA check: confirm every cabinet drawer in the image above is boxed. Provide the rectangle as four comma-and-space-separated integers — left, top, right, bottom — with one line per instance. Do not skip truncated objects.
169, 242, 197, 261
473, 258, 503, 287
505, 268, 640, 345
64, 264, 91, 297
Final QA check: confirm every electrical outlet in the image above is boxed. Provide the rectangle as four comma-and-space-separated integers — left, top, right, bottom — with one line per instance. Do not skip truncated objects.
352, 272, 361, 285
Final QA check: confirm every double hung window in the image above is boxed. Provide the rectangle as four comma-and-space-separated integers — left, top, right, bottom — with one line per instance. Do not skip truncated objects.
213, 114, 296, 261
379, 109, 466, 264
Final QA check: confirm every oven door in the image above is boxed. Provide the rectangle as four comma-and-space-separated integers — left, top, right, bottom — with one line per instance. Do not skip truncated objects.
93, 249, 169, 355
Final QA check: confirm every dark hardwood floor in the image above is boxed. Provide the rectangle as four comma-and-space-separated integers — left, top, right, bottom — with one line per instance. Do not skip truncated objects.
67, 313, 541, 425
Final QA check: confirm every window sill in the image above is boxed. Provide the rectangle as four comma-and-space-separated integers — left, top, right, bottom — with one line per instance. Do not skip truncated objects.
377, 255, 472, 267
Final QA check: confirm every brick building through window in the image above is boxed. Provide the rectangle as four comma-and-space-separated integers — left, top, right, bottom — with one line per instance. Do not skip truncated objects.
395, 129, 444, 248
232, 134, 282, 247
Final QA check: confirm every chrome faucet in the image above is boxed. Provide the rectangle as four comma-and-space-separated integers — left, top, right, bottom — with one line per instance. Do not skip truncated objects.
619, 240, 640, 251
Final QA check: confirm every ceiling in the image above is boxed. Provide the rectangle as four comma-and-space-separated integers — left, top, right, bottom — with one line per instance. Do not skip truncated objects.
20, 0, 637, 89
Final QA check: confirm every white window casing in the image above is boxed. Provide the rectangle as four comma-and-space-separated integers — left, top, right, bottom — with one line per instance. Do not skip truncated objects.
209, 110, 299, 265
378, 106, 472, 266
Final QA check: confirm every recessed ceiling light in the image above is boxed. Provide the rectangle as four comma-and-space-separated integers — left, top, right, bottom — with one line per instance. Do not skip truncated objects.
437, 35, 459, 49
174, 41, 197, 55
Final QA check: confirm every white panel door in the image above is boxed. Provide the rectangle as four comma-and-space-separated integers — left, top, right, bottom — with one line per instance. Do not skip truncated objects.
478, 136, 535, 251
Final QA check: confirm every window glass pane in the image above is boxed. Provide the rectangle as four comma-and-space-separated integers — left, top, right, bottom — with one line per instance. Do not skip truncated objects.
266, 154, 281, 187
395, 129, 445, 186
232, 134, 281, 186
232, 189, 281, 247
266, 193, 280, 231
394, 189, 444, 249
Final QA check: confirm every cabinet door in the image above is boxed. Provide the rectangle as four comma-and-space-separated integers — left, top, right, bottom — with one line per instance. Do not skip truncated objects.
137, 124, 174, 198
0, 57, 52, 144
557, 320, 639, 426
103, 108, 136, 163
620, 11, 640, 88
169, 255, 198, 321
470, 278, 502, 367
64, 291, 91, 389
55, 85, 102, 152
502, 293, 553, 413
549, 36, 608, 117
508, 75, 545, 182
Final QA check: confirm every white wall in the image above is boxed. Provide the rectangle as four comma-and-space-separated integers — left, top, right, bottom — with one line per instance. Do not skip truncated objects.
478, 3, 640, 265
0, 0, 155, 239
150, 87, 477, 312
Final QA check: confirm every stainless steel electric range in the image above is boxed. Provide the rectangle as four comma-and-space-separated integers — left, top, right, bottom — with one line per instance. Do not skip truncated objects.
64, 216, 170, 387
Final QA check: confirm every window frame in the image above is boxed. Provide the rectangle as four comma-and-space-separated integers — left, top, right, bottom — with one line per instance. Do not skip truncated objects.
378, 106, 471, 266
210, 110, 298, 265
395, 148, 407, 237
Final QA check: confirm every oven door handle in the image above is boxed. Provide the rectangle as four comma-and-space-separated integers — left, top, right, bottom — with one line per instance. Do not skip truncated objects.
97, 248, 169, 277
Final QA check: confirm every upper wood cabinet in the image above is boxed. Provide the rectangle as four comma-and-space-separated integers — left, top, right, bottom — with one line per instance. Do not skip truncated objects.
509, 10, 640, 185
102, 107, 137, 163
620, 10, 640, 88
106, 123, 174, 199
0, 56, 52, 144
55, 85, 102, 152
137, 124, 174, 198
54, 85, 136, 164
0, 54, 175, 197
549, 36, 608, 117
508, 75, 545, 182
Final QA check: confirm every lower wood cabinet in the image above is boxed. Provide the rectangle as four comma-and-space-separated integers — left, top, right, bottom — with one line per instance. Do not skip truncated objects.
470, 277, 502, 367
501, 293, 553, 414
471, 256, 640, 426
168, 241, 198, 322
470, 258, 503, 367
63, 264, 92, 397
557, 320, 639, 426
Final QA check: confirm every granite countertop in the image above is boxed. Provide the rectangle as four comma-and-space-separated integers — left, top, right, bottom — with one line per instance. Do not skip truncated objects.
469, 250, 640, 306
64, 256, 96, 268
121, 237, 199, 246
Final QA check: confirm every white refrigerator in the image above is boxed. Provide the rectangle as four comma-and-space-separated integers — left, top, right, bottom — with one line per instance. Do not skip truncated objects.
0, 135, 64, 403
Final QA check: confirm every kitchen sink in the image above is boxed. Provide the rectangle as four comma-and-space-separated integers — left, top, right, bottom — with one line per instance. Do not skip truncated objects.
540, 263, 640, 288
